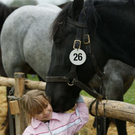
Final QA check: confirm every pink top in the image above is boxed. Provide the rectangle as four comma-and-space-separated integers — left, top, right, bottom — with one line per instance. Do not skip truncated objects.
22, 103, 89, 135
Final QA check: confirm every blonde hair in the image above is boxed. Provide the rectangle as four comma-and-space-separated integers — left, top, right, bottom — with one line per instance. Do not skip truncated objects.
21, 89, 50, 122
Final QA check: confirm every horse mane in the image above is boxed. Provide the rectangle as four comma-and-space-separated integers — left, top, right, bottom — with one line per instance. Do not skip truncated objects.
50, 0, 100, 38
0, 2, 18, 33
50, 2, 73, 39
84, 0, 135, 34
83, 0, 98, 34
51, 0, 135, 40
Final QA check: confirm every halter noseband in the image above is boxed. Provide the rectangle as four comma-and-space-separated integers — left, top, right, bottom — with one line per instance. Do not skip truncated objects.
46, 17, 104, 101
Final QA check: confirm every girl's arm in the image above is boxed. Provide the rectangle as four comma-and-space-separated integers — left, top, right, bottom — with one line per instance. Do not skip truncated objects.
68, 95, 89, 134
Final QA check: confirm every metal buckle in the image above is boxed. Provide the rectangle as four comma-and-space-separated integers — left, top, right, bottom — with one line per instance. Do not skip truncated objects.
83, 34, 90, 44
67, 82, 74, 86
73, 40, 81, 49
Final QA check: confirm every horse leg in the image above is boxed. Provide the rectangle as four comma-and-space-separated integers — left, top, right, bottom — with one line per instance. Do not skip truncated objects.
115, 119, 127, 135
114, 79, 134, 135
93, 117, 111, 135
100, 73, 128, 135
110, 80, 133, 135
97, 118, 127, 135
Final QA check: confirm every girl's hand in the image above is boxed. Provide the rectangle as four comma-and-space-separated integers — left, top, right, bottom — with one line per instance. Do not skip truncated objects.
76, 95, 84, 103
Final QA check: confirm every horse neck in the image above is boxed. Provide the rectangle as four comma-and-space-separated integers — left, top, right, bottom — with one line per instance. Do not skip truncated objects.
95, 2, 135, 68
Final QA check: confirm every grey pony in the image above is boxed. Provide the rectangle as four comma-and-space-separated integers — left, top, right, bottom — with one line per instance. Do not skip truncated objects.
1, 3, 61, 80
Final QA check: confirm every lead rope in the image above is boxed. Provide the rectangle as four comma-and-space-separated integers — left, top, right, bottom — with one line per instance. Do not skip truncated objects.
103, 103, 106, 135
95, 76, 107, 135
101, 76, 107, 135
95, 100, 100, 135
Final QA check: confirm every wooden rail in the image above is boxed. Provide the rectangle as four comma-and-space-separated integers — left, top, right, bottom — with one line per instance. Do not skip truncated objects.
0, 75, 46, 90
83, 96, 135, 123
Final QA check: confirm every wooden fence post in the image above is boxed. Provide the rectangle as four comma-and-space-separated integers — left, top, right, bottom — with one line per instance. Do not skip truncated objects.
14, 72, 27, 135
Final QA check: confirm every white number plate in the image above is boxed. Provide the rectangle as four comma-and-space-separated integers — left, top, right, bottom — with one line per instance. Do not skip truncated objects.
69, 49, 86, 65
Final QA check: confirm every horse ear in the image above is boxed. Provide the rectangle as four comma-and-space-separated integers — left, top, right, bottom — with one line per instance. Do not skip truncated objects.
72, 0, 84, 20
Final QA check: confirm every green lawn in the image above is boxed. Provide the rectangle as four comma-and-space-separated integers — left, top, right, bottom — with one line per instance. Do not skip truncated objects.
28, 74, 135, 105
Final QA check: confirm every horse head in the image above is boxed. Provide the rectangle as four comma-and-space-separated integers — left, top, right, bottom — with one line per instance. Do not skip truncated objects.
45, 0, 104, 112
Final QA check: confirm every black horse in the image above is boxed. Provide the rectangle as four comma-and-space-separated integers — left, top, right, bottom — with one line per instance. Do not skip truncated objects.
46, 0, 135, 135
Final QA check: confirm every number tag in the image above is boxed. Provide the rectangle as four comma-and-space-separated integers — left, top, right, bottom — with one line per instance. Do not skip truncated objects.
69, 49, 86, 65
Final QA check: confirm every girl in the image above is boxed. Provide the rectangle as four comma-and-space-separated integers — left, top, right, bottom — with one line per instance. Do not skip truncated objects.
21, 89, 89, 135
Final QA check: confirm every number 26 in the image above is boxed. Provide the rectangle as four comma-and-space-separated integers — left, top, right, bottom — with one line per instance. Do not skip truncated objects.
73, 53, 82, 61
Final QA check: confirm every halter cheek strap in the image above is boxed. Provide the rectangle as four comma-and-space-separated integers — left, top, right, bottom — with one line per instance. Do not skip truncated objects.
46, 17, 104, 101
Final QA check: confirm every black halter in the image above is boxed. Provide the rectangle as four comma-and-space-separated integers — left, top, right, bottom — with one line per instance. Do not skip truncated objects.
46, 17, 104, 101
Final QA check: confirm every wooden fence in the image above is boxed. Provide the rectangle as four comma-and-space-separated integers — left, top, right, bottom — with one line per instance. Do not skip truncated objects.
0, 72, 135, 135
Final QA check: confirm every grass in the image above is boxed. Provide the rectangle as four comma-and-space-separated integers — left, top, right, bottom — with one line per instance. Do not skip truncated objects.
28, 74, 135, 105
124, 81, 135, 104
27, 74, 39, 81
